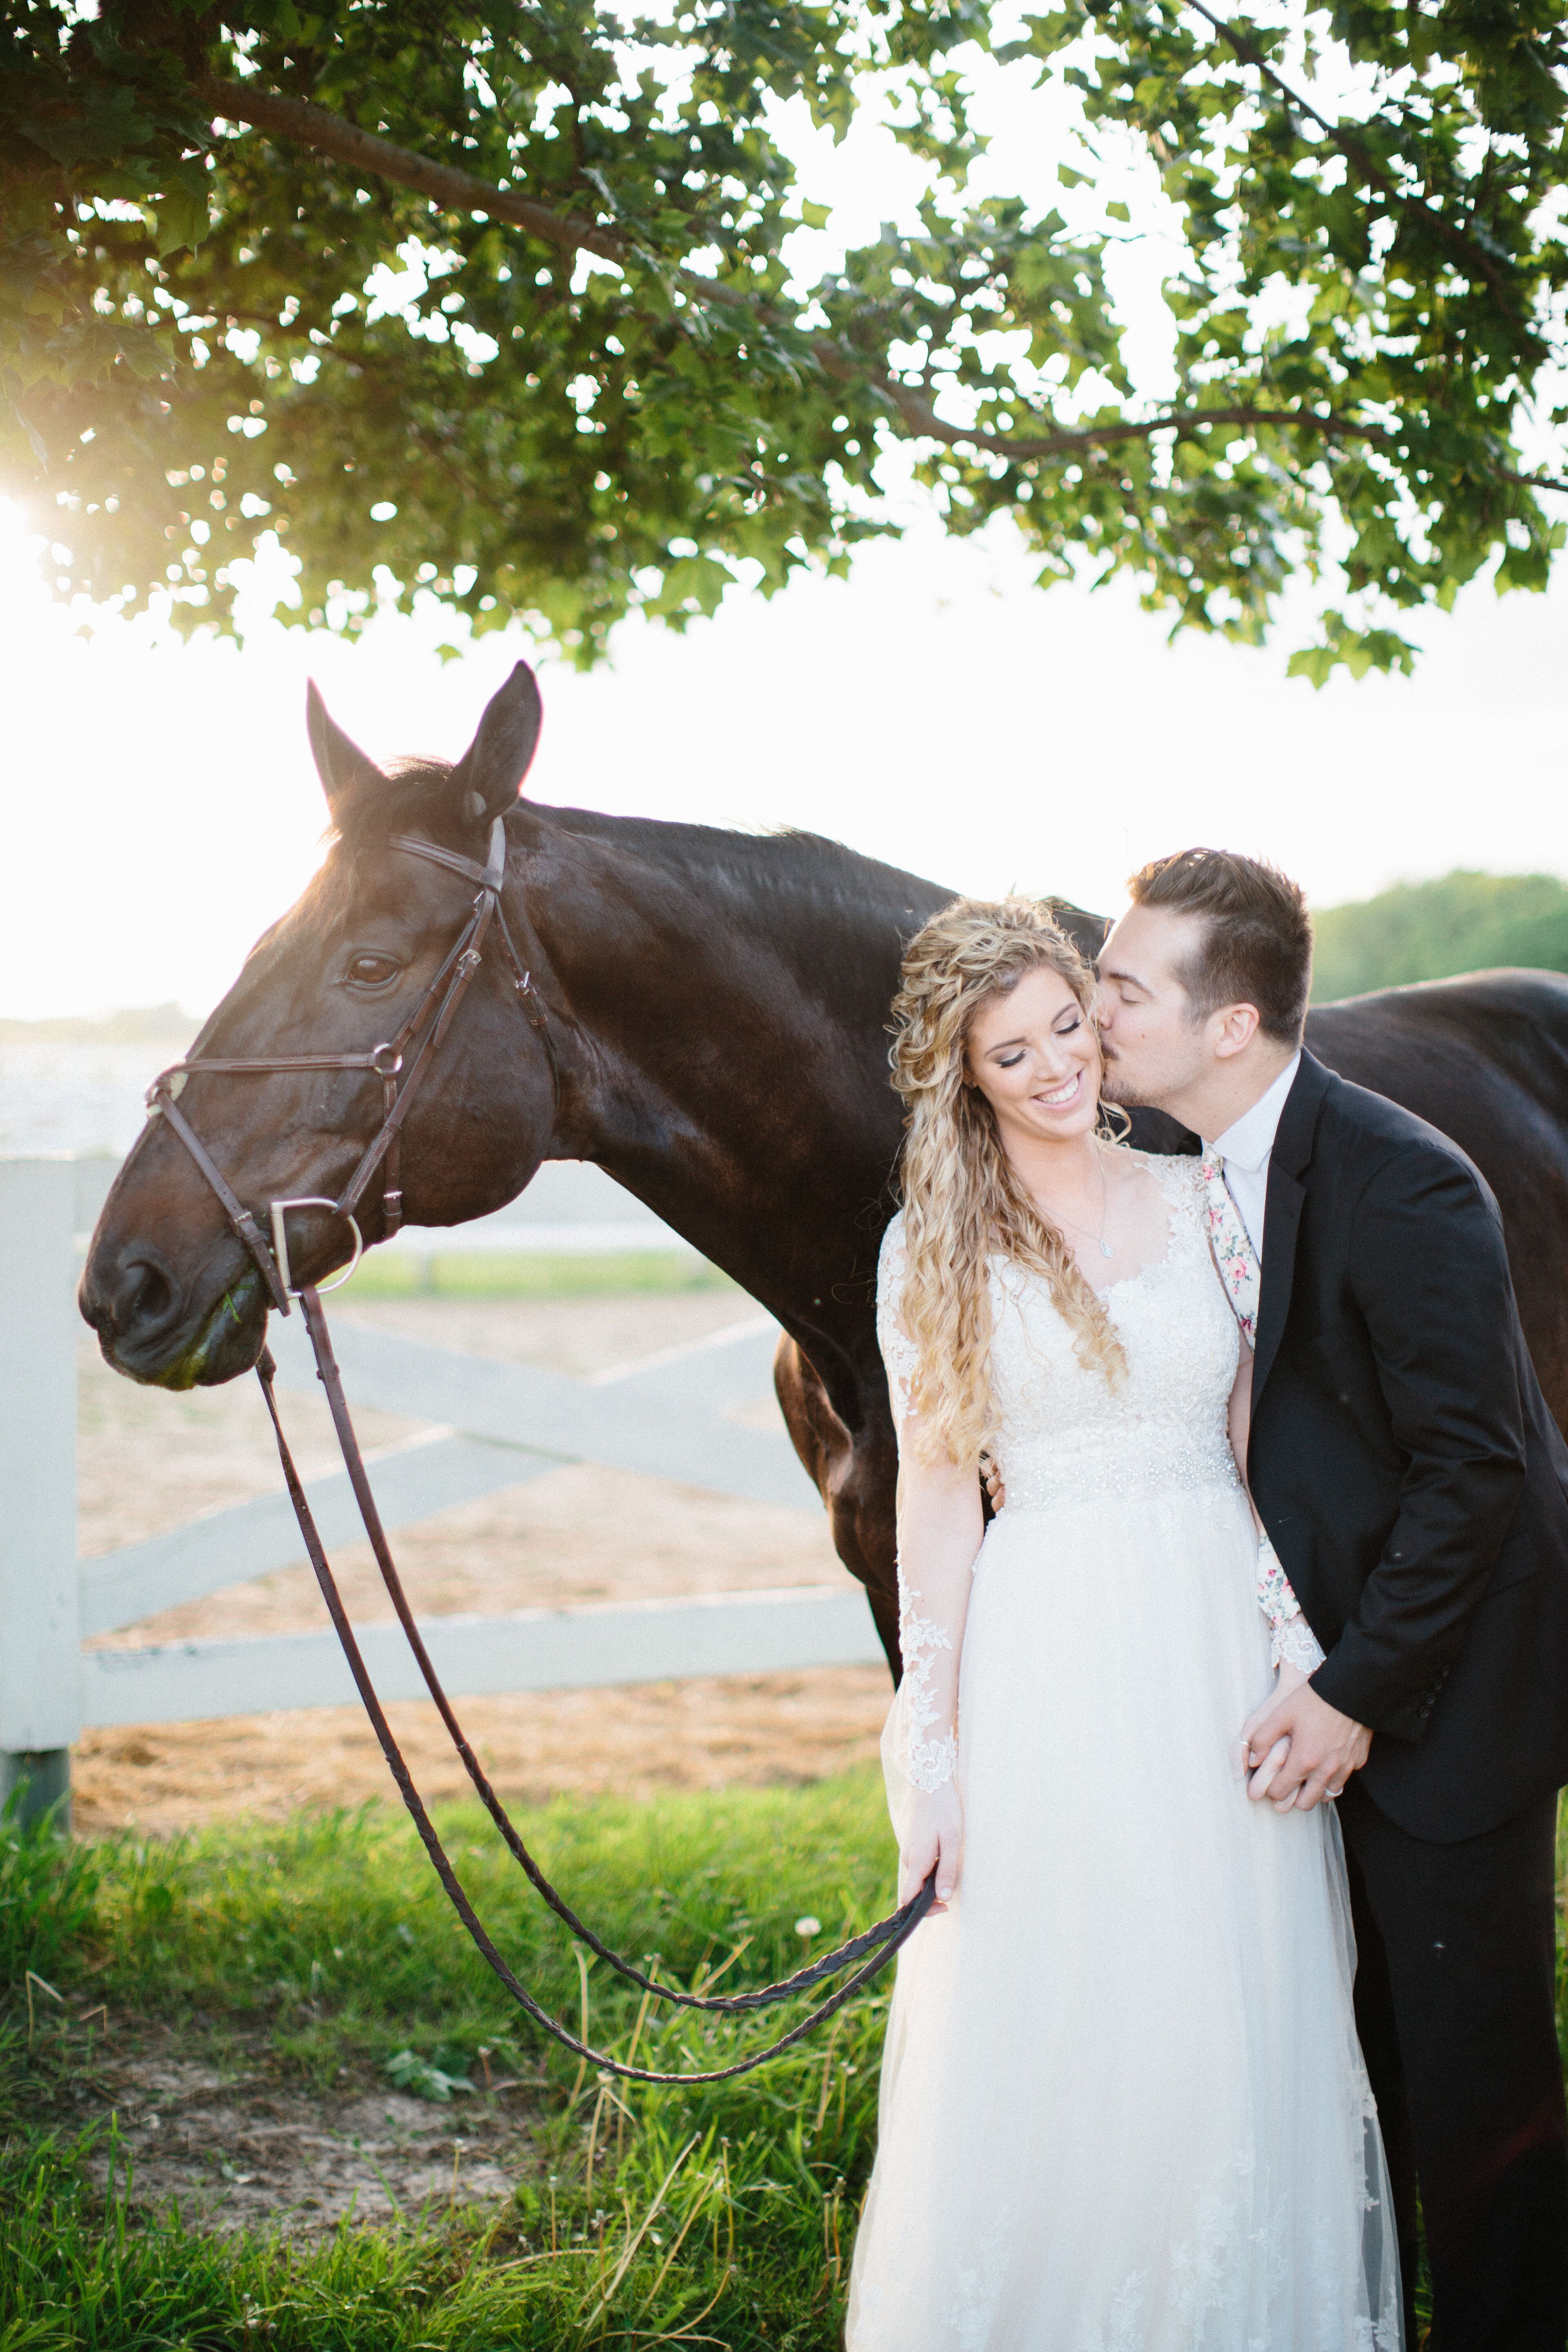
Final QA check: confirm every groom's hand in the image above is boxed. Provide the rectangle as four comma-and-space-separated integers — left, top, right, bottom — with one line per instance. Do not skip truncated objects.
1244, 1680, 1372, 1812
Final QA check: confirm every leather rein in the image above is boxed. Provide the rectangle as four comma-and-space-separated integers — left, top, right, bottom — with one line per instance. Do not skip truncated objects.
145, 816, 933, 2084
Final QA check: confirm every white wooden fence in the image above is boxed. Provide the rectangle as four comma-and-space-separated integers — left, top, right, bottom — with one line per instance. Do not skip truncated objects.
0, 1154, 884, 1826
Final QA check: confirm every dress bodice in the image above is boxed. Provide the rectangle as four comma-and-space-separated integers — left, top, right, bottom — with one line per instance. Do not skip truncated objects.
878, 1152, 1243, 1517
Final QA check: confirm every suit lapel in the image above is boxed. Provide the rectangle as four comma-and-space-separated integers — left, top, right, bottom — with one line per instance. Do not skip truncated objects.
1251, 1168, 1303, 1405
1250, 1052, 1331, 1408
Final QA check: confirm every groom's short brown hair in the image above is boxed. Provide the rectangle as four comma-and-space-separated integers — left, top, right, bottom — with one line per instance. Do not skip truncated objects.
1127, 849, 1312, 1045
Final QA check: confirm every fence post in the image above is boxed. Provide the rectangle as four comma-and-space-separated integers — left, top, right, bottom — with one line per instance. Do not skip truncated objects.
0, 1158, 83, 1833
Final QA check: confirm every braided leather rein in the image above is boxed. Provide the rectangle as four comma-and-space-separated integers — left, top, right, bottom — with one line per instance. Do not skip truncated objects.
143, 816, 934, 2083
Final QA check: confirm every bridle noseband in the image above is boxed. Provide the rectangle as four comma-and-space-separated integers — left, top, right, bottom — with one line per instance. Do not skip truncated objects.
146, 816, 557, 1314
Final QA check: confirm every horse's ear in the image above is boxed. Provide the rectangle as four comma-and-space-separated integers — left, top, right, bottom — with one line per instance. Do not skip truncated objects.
450, 661, 543, 826
306, 680, 385, 813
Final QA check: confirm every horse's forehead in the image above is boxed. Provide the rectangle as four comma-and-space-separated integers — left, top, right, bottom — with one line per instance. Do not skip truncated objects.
212, 855, 410, 1025
290, 847, 418, 938
232, 859, 378, 984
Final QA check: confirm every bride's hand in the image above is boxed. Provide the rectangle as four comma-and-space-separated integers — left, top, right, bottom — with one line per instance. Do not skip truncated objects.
899, 1782, 964, 1913
1234, 1660, 1310, 1793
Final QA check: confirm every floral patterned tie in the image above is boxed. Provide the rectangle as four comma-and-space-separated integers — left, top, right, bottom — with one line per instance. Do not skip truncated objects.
1198, 1152, 1324, 1672
1199, 1152, 1259, 1347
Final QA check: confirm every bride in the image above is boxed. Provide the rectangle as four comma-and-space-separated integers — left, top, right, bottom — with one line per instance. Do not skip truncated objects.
845, 898, 1402, 2350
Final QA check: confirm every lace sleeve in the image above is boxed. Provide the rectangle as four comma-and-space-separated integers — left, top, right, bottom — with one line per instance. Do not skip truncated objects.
876, 1215, 921, 1426
1258, 1532, 1327, 1674
877, 1216, 962, 1796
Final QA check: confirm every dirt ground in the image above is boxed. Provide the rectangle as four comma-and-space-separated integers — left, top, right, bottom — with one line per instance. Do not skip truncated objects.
63, 2016, 544, 2238
75, 1290, 890, 1836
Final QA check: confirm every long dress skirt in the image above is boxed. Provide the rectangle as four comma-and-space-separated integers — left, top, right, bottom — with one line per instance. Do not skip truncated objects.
844, 1483, 1403, 2352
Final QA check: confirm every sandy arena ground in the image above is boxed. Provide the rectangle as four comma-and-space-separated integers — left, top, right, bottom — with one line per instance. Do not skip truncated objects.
75, 1288, 891, 1835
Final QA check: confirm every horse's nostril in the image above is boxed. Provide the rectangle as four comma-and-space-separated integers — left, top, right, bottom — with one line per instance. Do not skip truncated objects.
112, 1253, 182, 1338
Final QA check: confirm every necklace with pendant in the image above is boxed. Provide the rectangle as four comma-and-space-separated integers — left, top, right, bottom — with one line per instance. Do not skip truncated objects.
1043, 1144, 1115, 1258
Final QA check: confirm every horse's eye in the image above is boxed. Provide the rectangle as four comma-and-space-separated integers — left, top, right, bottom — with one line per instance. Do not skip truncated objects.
345, 952, 400, 989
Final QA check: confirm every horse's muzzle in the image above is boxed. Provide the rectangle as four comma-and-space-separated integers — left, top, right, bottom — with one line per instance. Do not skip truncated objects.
79, 1245, 267, 1388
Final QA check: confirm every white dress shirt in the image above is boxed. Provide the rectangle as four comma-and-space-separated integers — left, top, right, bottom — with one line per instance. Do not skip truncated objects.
1204, 1051, 1301, 1257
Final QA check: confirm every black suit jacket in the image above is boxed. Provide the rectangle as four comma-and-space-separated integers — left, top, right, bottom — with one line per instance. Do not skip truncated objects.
1251, 1051, 1568, 1842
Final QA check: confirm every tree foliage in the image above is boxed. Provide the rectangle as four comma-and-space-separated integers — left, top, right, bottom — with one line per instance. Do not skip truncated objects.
1311, 869, 1568, 1001
2, 0, 1565, 670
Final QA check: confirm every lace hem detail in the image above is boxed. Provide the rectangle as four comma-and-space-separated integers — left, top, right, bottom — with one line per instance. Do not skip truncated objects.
1066, 2158, 1403, 2352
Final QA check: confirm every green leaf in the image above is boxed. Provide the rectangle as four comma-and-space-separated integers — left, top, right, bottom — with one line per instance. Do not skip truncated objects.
152, 165, 212, 258
1286, 644, 1338, 690
384, 2048, 474, 2101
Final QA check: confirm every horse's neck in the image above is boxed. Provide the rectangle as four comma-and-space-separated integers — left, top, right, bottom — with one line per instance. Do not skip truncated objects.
524, 821, 920, 1339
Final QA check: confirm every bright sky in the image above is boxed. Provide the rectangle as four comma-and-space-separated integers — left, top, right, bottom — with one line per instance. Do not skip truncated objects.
4, 25, 1564, 1024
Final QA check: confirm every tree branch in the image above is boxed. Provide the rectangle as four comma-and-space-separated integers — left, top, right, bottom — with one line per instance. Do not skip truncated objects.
872, 387, 1383, 460
197, 74, 1388, 471
199, 76, 635, 272
1181, 0, 1512, 305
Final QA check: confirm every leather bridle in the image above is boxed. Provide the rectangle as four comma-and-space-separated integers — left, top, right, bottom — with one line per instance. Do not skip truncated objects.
136, 817, 933, 2081
147, 816, 556, 1314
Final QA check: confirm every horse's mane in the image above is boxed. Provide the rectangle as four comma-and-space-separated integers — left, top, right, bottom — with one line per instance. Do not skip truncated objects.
328, 757, 950, 937
547, 803, 945, 924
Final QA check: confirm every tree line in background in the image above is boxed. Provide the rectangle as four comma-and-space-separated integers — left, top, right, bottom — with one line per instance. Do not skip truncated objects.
3, 0, 1565, 677
1310, 869, 1568, 1002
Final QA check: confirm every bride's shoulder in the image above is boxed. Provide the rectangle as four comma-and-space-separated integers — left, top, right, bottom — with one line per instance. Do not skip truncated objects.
1116, 1146, 1206, 1205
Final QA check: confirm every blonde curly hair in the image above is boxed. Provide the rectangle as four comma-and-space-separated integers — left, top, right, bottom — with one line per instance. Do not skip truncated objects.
889, 896, 1127, 1465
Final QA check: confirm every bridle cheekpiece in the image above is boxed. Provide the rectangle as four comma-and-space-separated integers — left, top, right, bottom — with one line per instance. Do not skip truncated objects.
145, 815, 554, 1316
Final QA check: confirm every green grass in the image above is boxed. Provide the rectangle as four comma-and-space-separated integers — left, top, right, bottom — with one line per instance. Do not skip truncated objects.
3, 1782, 1564, 2348
0, 1775, 893, 2349
344, 1250, 739, 1301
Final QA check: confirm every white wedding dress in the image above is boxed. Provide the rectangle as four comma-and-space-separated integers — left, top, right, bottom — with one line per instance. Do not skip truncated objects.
846, 1153, 1403, 2352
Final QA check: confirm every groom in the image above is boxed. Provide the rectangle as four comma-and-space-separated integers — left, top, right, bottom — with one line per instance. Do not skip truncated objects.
1097, 848, 1568, 2350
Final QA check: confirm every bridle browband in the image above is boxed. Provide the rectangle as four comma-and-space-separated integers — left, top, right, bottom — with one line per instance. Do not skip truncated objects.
147, 815, 557, 1314
136, 821, 933, 2080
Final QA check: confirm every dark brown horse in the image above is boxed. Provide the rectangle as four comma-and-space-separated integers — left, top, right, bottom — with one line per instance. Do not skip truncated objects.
81, 663, 1568, 1673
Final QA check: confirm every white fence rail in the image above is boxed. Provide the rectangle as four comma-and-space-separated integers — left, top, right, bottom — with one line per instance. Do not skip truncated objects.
0, 1154, 883, 1822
